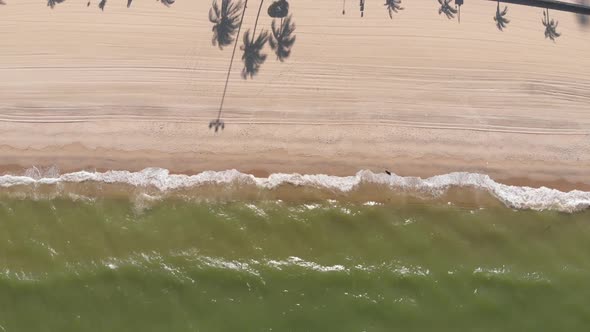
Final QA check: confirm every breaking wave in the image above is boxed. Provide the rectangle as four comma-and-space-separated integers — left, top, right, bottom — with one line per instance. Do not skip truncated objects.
0, 168, 589, 212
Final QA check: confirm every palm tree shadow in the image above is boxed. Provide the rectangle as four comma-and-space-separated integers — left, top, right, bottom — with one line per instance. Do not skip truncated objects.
494, 1, 510, 31
89, 0, 174, 11
0, 1, 6, 5
241, 29, 269, 79
360, 0, 365, 17
210, 0, 244, 50
209, 119, 225, 132
159, 0, 175, 7
543, 8, 561, 41
385, 0, 404, 19
208, 0, 249, 132
47, 0, 65, 9
577, 0, 589, 27
269, 15, 296, 62
210, 0, 294, 131
268, 0, 289, 18
438, 0, 458, 20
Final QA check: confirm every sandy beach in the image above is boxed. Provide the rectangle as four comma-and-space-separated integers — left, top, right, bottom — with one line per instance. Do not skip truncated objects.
1, 0, 589, 190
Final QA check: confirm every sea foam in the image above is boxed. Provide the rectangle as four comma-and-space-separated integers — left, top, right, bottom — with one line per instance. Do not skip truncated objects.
0, 168, 589, 212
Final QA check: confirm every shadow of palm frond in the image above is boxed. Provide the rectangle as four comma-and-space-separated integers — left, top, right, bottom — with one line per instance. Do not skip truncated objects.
241, 29, 269, 79
268, 0, 289, 18
47, 0, 65, 9
210, 0, 244, 50
98, 0, 106, 11
159, 0, 175, 7
578, 14, 589, 27
543, 9, 561, 41
269, 15, 296, 62
127, 0, 132, 8
494, 2, 510, 31
438, 0, 457, 20
578, 0, 589, 26
209, 119, 225, 132
0, 1, 6, 5
385, 0, 404, 19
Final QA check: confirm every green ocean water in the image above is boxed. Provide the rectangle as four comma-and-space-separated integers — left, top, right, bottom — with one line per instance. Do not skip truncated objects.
1, 197, 590, 331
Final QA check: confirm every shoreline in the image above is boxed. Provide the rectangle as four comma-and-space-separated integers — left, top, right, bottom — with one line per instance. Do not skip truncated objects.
1, 119, 589, 192
1, 141, 589, 192
2, 151, 589, 192
1, 166, 589, 213
1, 161, 589, 193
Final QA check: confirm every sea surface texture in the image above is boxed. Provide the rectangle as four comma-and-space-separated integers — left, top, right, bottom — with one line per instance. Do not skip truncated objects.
1, 182, 590, 331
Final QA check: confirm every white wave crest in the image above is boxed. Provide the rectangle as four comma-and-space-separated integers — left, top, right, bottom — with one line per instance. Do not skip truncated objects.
268, 256, 347, 272
1, 168, 589, 212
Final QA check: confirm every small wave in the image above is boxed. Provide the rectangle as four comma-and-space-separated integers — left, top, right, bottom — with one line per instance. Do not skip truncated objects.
268, 256, 346, 272
199, 256, 262, 278
0, 252, 552, 285
1, 168, 589, 212
304, 203, 321, 210
245, 204, 267, 218
473, 266, 550, 283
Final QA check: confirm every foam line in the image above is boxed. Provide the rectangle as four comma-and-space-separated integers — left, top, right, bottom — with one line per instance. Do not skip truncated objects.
1, 168, 589, 212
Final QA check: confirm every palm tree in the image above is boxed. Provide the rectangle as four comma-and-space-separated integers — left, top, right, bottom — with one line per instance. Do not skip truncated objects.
241, 0, 269, 79
385, 0, 403, 19
542, 8, 561, 41
438, 0, 457, 20
210, 0, 244, 49
47, 0, 65, 9
494, 1, 510, 31
267, 0, 289, 18
269, 15, 296, 61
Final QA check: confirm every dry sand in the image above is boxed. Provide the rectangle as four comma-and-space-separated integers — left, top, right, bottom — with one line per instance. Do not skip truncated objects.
1, 0, 589, 190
